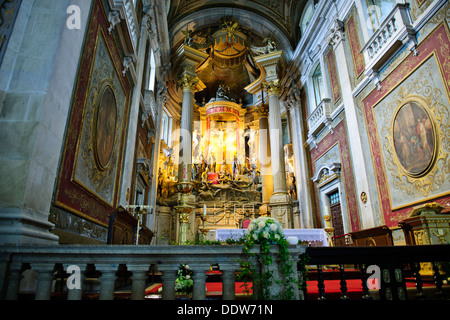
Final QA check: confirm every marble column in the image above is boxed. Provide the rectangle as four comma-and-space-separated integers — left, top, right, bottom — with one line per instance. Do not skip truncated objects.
255, 104, 273, 215
264, 80, 292, 228
177, 74, 198, 182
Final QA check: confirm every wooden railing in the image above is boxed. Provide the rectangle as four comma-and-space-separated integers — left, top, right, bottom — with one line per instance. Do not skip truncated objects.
0, 244, 449, 300
303, 245, 450, 300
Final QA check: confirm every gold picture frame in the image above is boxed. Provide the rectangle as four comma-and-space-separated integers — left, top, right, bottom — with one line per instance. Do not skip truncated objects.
94, 84, 117, 171
391, 98, 437, 178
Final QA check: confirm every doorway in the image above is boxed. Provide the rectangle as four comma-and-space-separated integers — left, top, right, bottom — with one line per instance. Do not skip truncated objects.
329, 191, 344, 237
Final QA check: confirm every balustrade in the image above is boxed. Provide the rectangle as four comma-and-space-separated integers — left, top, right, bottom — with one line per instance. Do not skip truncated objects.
361, 4, 417, 86
0, 244, 449, 300
306, 98, 332, 142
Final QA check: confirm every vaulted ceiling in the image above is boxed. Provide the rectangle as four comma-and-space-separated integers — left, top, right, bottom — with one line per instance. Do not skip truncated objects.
167, 0, 307, 52
165, 0, 308, 107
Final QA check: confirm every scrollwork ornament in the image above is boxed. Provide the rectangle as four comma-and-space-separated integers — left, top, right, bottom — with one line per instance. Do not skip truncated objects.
378, 63, 450, 199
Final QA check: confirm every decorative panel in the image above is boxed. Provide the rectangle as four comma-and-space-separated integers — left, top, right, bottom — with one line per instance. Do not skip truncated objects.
345, 14, 365, 78
362, 23, 450, 226
310, 121, 361, 232
54, 0, 131, 226
325, 48, 341, 104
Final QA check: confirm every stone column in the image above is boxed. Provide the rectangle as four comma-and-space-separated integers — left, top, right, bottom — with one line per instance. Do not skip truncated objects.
264, 80, 292, 228
255, 104, 273, 215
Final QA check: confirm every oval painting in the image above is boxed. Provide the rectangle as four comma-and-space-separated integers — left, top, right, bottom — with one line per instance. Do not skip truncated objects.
95, 86, 117, 169
392, 101, 435, 177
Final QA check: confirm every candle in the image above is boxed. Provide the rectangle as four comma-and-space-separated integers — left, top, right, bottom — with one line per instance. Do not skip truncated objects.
203, 204, 207, 216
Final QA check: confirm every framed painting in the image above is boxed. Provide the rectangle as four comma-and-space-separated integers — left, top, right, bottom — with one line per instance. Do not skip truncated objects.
95, 85, 117, 170
392, 100, 436, 177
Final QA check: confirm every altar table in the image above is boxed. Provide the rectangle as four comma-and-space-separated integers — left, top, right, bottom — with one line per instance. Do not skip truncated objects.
213, 229, 329, 246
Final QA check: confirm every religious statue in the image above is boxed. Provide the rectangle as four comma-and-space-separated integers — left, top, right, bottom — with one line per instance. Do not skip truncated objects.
251, 170, 260, 191
232, 154, 240, 180
216, 84, 230, 100
288, 173, 297, 200
208, 153, 216, 173
219, 161, 231, 180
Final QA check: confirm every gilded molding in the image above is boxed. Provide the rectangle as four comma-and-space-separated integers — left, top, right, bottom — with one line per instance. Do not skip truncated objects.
178, 73, 199, 92
263, 79, 282, 96
255, 103, 269, 118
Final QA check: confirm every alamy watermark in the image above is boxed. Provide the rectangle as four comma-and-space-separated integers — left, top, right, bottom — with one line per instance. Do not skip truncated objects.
66, 5, 81, 30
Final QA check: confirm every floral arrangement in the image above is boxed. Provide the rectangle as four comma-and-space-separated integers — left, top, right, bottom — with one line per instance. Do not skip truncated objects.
238, 216, 301, 300
247, 216, 285, 244
175, 263, 193, 294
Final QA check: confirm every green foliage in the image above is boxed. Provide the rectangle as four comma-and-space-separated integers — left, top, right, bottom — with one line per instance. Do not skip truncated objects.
175, 263, 193, 294
236, 217, 307, 300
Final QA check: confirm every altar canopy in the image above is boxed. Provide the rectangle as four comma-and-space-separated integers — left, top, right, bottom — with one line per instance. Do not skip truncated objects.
214, 228, 329, 246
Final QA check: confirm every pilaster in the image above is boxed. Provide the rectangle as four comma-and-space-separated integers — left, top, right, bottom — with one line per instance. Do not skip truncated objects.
327, 18, 376, 229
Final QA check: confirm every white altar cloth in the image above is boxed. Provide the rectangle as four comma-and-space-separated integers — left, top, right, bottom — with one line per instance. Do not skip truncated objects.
214, 228, 329, 246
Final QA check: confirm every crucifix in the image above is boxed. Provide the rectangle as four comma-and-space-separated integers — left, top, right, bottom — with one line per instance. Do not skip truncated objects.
126, 204, 153, 245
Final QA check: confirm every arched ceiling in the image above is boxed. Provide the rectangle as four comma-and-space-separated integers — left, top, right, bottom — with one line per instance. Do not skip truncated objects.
165, 0, 308, 107
167, 0, 307, 53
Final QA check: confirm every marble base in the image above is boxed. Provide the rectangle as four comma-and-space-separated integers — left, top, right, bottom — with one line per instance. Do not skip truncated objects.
269, 192, 293, 228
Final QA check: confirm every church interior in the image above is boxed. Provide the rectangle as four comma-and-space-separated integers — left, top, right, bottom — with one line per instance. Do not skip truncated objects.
1, 0, 450, 301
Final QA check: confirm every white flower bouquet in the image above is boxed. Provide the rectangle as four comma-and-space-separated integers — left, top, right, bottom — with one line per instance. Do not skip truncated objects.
175, 263, 193, 293
247, 217, 285, 244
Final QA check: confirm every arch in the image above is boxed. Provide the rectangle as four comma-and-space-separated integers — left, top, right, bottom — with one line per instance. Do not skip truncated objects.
169, 7, 294, 60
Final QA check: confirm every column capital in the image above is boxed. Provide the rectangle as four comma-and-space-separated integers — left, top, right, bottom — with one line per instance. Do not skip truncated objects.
327, 19, 345, 49
255, 103, 269, 118
263, 79, 282, 96
178, 74, 199, 92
